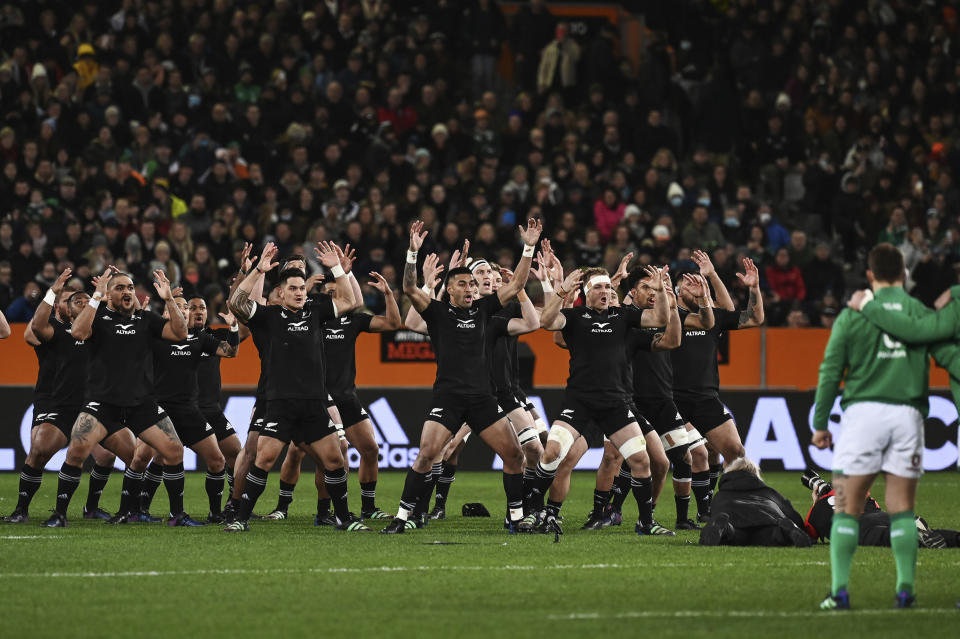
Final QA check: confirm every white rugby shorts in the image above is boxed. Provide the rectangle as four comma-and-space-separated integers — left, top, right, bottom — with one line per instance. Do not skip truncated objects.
832, 401, 924, 479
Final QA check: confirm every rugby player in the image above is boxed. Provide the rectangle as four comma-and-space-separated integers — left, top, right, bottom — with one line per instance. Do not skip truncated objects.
523, 262, 682, 536
129, 294, 239, 524
380, 219, 541, 534
224, 242, 366, 532
192, 293, 247, 496
670, 255, 764, 520
41, 268, 193, 528
0, 307, 8, 338
814, 244, 957, 609
265, 267, 400, 522
5, 271, 116, 522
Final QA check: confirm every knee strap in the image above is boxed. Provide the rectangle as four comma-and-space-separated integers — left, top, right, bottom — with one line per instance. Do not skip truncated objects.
517, 426, 539, 446
665, 444, 691, 466
618, 435, 647, 460
660, 427, 689, 452
541, 426, 576, 471
672, 458, 692, 482
686, 427, 706, 451
534, 418, 548, 434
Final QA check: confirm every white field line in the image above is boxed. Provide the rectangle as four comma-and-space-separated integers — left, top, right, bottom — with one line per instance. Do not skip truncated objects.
549, 609, 957, 620
0, 560, 831, 578
0, 535, 63, 539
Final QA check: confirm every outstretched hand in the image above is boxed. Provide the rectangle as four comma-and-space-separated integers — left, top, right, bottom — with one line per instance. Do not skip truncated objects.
519, 218, 543, 247
422, 253, 444, 290
153, 269, 174, 301
409, 220, 428, 251
218, 310, 237, 326
692, 250, 715, 277
643, 265, 663, 291
368, 271, 391, 294
51, 268, 72, 295
736, 257, 760, 288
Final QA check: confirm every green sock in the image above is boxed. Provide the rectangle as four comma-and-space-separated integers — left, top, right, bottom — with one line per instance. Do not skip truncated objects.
830, 512, 859, 595
889, 510, 917, 596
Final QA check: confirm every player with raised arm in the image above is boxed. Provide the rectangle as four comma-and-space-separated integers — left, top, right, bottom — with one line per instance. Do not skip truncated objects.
193, 292, 247, 498
670, 255, 763, 519
41, 268, 194, 528
223, 242, 366, 532
129, 294, 239, 524
814, 244, 959, 610
5, 271, 116, 522
585, 265, 684, 529
380, 219, 541, 534
522, 260, 676, 537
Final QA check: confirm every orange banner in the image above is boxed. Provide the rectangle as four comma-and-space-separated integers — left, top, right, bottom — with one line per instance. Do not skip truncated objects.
0, 324, 951, 389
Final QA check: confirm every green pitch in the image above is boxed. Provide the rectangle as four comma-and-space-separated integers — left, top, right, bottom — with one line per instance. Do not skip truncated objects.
0, 471, 957, 638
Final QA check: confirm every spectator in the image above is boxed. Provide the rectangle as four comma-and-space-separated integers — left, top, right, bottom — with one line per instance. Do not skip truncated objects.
537, 23, 580, 102
593, 187, 626, 243
803, 242, 846, 302
0, 261, 14, 310
5, 281, 40, 321
766, 248, 806, 325
681, 205, 724, 252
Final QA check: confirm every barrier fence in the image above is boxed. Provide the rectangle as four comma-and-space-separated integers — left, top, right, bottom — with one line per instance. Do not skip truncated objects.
0, 325, 956, 389
1, 388, 956, 473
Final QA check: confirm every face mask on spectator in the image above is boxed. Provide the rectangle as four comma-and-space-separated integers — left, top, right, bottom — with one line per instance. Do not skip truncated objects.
697, 197, 710, 207
670, 196, 683, 207
724, 217, 740, 228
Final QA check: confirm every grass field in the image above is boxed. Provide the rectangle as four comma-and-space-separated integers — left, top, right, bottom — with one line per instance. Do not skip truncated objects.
0, 470, 957, 638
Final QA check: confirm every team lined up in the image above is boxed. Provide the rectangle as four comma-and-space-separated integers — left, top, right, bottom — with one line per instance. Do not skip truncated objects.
3, 217, 765, 533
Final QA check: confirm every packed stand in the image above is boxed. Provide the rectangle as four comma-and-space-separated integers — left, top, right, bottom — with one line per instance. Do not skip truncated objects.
0, 0, 957, 327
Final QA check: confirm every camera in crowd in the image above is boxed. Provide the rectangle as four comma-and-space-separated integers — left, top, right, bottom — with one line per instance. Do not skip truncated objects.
801, 468, 832, 499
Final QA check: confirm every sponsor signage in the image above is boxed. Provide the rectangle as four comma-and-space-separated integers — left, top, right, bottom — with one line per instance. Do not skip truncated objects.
0, 389, 956, 472
379, 330, 436, 362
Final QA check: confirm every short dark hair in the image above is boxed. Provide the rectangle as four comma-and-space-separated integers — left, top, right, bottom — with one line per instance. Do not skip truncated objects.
867, 243, 905, 283
625, 267, 649, 291
278, 268, 306, 285
67, 290, 89, 304
446, 266, 473, 284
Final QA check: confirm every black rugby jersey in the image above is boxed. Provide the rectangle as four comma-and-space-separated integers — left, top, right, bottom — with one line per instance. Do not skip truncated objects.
32, 318, 57, 402
323, 312, 373, 395
85, 305, 168, 406
197, 327, 231, 412
628, 306, 689, 400
559, 304, 645, 399
244, 297, 337, 400
49, 321, 89, 408
486, 302, 521, 394
671, 308, 740, 401
152, 331, 220, 407
422, 294, 503, 395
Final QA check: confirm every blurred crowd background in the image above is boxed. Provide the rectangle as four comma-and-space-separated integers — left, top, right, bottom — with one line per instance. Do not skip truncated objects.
0, 0, 957, 328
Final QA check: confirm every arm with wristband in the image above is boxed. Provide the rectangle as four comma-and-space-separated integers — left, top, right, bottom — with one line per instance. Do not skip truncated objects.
497, 218, 543, 304
31, 267, 73, 342
230, 243, 279, 322
403, 221, 431, 313
541, 268, 583, 331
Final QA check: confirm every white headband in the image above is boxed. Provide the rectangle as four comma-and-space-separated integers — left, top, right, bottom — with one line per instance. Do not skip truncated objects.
586, 274, 612, 289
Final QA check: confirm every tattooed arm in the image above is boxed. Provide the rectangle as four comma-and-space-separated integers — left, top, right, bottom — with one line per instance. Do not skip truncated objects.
231, 243, 279, 322
404, 221, 431, 313
736, 258, 765, 328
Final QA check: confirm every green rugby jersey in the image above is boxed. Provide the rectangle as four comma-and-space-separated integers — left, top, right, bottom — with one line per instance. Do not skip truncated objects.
813, 286, 933, 430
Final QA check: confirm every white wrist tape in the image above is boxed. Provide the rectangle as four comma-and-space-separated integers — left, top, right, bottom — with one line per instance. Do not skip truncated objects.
330, 264, 346, 278
406, 250, 418, 264
540, 279, 553, 295
88, 299, 100, 310
92, 292, 103, 301
43, 289, 56, 306
230, 323, 239, 332
522, 244, 535, 258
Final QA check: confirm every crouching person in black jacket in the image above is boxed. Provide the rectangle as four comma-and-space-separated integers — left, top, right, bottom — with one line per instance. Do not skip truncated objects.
699, 457, 811, 547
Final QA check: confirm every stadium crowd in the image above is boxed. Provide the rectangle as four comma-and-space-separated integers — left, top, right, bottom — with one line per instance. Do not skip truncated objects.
0, 0, 958, 327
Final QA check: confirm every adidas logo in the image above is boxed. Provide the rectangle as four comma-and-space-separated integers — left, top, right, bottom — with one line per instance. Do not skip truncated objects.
205, 424, 212, 431
627, 410, 634, 419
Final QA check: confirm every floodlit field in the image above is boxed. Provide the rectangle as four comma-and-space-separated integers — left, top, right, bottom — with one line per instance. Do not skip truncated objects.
0, 471, 957, 638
